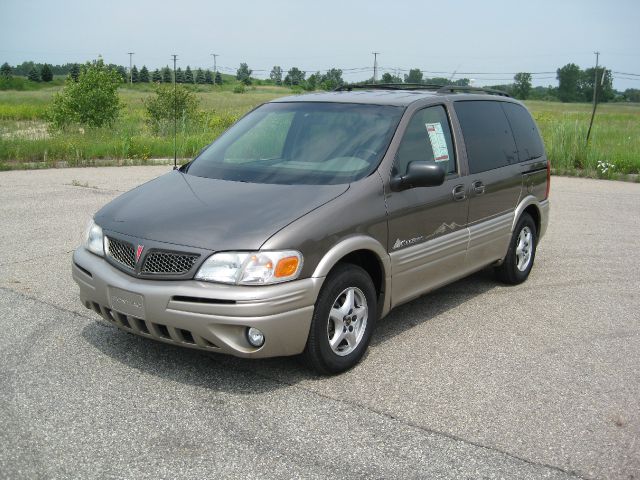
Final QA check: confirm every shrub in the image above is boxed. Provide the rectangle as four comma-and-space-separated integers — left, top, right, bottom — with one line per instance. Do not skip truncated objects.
47, 59, 122, 129
144, 83, 200, 134
233, 84, 246, 94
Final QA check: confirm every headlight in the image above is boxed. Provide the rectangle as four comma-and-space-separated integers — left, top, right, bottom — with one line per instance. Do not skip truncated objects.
84, 219, 104, 257
195, 250, 303, 285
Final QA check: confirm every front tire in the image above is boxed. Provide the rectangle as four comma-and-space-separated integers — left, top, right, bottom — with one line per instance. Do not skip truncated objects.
495, 212, 537, 285
304, 264, 377, 374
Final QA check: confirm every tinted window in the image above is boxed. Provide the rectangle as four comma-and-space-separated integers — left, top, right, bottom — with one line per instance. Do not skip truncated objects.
187, 102, 404, 185
501, 103, 544, 161
454, 101, 518, 174
395, 105, 456, 175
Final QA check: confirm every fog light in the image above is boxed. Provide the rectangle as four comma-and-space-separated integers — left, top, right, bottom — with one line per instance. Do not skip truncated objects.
246, 327, 265, 347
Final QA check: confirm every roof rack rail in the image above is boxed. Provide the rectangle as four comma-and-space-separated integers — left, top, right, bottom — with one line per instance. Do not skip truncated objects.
334, 83, 444, 92
436, 85, 511, 97
334, 83, 511, 97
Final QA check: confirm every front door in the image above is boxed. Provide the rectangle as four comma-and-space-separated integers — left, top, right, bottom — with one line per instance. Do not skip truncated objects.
386, 104, 469, 306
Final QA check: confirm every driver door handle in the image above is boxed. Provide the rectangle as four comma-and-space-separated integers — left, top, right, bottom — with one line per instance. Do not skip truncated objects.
452, 184, 466, 201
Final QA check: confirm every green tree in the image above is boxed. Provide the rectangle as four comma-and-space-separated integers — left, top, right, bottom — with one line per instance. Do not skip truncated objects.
556, 63, 582, 102
404, 68, 423, 84
284, 67, 305, 86
40, 64, 53, 82
175, 67, 184, 83
184, 65, 194, 84
623, 88, 640, 102
130, 65, 139, 83
381, 72, 402, 83
270, 66, 283, 85
215, 71, 222, 85
195, 68, 205, 84
320, 68, 344, 90
27, 66, 40, 82
204, 69, 213, 84
1, 62, 12, 78
513, 72, 532, 99
144, 83, 200, 134
152, 69, 162, 83
68, 63, 80, 82
161, 66, 172, 83
236, 63, 252, 85
114, 65, 127, 82
139, 65, 150, 83
304, 72, 320, 91
581, 67, 614, 103
47, 59, 122, 129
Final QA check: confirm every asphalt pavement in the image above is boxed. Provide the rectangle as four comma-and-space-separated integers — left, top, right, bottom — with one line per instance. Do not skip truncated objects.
0, 167, 638, 479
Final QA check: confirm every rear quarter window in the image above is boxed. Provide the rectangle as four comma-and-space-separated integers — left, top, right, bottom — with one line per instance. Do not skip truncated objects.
500, 102, 544, 161
454, 101, 518, 174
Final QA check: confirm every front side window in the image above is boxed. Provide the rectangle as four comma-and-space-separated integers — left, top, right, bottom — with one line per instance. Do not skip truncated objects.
186, 102, 404, 185
394, 105, 457, 176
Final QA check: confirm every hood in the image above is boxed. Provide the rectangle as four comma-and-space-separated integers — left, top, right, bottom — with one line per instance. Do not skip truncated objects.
96, 171, 348, 251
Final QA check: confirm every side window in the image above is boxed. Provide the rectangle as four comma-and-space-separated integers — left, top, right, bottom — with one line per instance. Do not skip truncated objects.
454, 101, 517, 174
395, 105, 456, 176
501, 103, 544, 162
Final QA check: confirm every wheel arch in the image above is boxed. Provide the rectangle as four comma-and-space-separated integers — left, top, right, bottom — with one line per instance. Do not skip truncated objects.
312, 236, 391, 318
513, 195, 542, 235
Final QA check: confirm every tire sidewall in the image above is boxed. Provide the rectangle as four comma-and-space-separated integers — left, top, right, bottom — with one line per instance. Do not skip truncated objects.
310, 265, 377, 373
509, 214, 537, 283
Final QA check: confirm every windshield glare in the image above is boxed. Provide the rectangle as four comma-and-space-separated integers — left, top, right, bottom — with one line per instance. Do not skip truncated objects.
186, 102, 404, 185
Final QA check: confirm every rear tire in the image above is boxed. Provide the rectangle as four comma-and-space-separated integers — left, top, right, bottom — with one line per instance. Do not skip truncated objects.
304, 264, 377, 375
495, 212, 537, 285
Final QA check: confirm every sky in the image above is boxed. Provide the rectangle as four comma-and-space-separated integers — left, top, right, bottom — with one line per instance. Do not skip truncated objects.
1, 0, 639, 90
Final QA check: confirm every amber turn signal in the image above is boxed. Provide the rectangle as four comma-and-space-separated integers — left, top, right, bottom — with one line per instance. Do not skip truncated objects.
274, 256, 299, 278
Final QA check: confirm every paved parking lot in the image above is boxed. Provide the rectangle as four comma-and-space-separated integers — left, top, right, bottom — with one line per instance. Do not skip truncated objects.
1, 166, 638, 479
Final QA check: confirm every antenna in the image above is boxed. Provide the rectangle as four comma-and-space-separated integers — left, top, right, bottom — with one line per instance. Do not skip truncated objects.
172, 54, 178, 170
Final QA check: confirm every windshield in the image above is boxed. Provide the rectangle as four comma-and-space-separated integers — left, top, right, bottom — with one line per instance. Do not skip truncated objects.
185, 102, 404, 185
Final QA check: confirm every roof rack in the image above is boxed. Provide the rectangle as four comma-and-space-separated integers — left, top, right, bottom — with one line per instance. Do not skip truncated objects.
334, 83, 443, 92
436, 85, 511, 97
334, 83, 511, 97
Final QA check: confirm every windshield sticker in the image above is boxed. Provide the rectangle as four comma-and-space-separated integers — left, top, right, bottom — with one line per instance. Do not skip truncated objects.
425, 122, 450, 163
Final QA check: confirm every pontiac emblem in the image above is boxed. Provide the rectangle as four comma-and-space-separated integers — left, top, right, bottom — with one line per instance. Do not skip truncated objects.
135, 245, 144, 263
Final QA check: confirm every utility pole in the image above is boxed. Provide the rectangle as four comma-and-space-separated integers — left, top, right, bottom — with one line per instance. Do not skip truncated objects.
172, 54, 178, 169
586, 51, 600, 145
211, 53, 219, 85
372, 52, 380, 83
127, 52, 134, 84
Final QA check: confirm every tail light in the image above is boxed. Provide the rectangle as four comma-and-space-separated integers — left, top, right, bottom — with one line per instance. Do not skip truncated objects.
545, 160, 551, 199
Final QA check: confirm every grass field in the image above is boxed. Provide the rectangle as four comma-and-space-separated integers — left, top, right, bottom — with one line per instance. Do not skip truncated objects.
1, 84, 639, 178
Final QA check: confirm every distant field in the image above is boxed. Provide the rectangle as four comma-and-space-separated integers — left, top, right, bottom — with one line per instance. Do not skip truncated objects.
525, 100, 640, 177
1, 84, 639, 178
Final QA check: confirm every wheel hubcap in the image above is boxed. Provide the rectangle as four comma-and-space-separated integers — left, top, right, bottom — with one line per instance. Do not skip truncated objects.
515, 226, 533, 272
327, 287, 368, 356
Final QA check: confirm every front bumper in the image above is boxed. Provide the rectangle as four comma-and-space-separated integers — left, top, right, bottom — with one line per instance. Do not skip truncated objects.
72, 247, 322, 358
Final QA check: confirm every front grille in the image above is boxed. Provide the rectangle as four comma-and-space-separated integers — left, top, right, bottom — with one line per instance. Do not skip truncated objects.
106, 237, 136, 269
141, 251, 199, 275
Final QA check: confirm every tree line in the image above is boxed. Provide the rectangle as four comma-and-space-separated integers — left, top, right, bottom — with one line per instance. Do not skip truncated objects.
2, 59, 639, 102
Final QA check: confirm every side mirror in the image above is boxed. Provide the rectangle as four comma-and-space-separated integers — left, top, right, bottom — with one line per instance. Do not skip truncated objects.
389, 162, 445, 192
